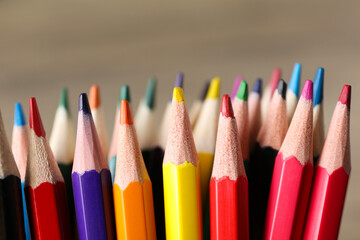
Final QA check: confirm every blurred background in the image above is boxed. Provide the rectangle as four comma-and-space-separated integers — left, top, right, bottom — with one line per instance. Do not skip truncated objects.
0, 0, 359, 238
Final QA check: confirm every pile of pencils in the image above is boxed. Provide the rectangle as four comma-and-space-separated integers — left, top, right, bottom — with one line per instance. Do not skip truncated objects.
0, 63, 351, 240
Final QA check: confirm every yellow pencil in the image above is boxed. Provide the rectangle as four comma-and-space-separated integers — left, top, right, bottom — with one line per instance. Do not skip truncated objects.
193, 77, 220, 209
163, 87, 202, 240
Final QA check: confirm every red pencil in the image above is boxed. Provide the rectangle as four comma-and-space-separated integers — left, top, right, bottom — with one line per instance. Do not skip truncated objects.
210, 94, 249, 240
303, 85, 351, 240
264, 80, 314, 240
25, 98, 72, 240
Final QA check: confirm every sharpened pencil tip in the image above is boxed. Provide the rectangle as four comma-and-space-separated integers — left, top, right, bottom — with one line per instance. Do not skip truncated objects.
79, 93, 91, 115
288, 63, 302, 98
252, 78, 262, 96
236, 80, 248, 101
206, 77, 221, 99
301, 80, 313, 100
175, 72, 184, 88
145, 77, 156, 110
14, 102, 26, 126
29, 97, 46, 137
89, 84, 101, 109
59, 88, 69, 111
270, 67, 282, 97
173, 87, 185, 103
221, 94, 234, 118
120, 85, 131, 103
120, 100, 133, 125
277, 79, 287, 100
230, 76, 243, 100
339, 85, 351, 109
313, 67, 324, 107
200, 81, 211, 101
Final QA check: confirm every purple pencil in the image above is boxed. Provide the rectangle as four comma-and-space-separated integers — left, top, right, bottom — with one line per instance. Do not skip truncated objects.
72, 93, 116, 240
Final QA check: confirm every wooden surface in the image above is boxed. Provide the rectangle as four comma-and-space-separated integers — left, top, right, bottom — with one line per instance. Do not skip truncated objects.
0, 1, 359, 238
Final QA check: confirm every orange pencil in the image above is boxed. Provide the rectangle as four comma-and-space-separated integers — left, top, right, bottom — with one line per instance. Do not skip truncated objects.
113, 99, 156, 240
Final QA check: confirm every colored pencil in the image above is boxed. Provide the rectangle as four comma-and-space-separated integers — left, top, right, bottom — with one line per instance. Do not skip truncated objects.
108, 85, 131, 181
249, 79, 288, 240
49, 88, 76, 236
230, 76, 243, 101
313, 67, 325, 165
233, 80, 250, 175
72, 93, 116, 240
134, 77, 165, 239
303, 85, 351, 240
189, 80, 210, 129
261, 67, 281, 121
0, 111, 25, 239
135, 77, 157, 163
210, 94, 249, 240
113, 99, 156, 239
286, 63, 301, 124
89, 84, 109, 156
193, 77, 220, 207
25, 97, 72, 240
193, 77, 220, 239
11, 102, 30, 240
163, 87, 202, 240
248, 78, 262, 153
264, 80, 314, 240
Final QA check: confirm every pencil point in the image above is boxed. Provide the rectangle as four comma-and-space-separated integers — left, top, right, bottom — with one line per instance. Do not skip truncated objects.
277, 79, 287, 100
313, 67, 324, 107
338, 85, 351, 109
120, 100, 133, 125
175, 72, 184, 88
270, 67, 282, 97
59, 88, 69, 111
14, 102, 26, 126
79, 93, 91, 115
230, 76, 243, 100
206, 77, 221, 99
29, 97, 46, 138
120, 85, 131, 103
252, 78, 262, 95
200, 81, 211, 101
221, 94, 234, 118
89, 84, 101, 109
236, 80, 248, 101
288, 63, 301, 98
173, 87, 185, 103
145, 77, 157, 110
301, 80, 313, 100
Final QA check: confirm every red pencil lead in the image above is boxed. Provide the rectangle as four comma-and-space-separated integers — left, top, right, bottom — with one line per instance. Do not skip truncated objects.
29, 97, 46, 138
89, 84, 101, 109
301, 80, 313, 100
338, 84, 351, 109
221, 94, 234, 118
120, 100, 133, 125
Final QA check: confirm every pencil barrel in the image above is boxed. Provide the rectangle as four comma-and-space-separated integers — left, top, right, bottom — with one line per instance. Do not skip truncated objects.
163, 162, 202, 240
